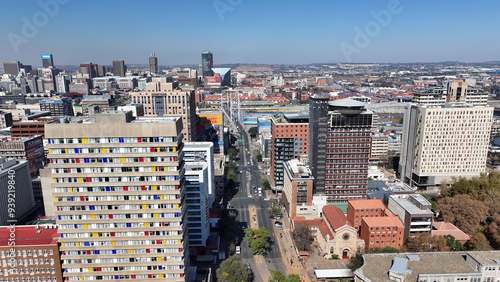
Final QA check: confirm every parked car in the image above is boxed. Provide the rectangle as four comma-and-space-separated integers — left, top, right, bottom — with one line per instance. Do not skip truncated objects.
236, 246, 241, 255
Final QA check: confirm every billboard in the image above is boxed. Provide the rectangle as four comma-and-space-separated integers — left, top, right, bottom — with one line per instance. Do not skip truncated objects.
41, 54, 52, 59
24, 136, 45, 177
199, 113, 223, 125
206, 77, 221, 85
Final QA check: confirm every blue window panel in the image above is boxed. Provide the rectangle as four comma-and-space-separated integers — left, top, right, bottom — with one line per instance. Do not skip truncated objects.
84, 158, 89, 163
176, 213, 180, 217
161, 213, 164, 218
154, 195, 158, 200
112, 250, 117, 254
174, 176, 178, 181
58, 216, 61, 220
89, 206, 95, 210
163, 231, 166, 235
103, 158, 107, 163
179, 265, 183, 270
158, 266, 162, 270
60, 234, 63, 238
85, 242, 90, 246
74, 148, 79, 153
119, 138, 124, 143
48, 139, 51, 144
95, 250, 99, 254
115, 275, 119, 279
71, 197, 74, 201
65, 269, 68, 272
126, 223, 131, 227
106, 187, 110, 192
74, 224, 77, 229
156, 137, 159, 142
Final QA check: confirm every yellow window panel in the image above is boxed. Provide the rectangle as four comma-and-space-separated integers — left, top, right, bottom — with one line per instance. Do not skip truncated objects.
61, 242, 64, 247
49, 149, 52, 154
111, 241, 116, 246
163, 240, 166, 244
120, 158, 126, 163
157, 147, 160, 152
76, 242, 79, 246
83, 224, 88, 229
88, 268, 93, 272
78, 178, 83, 183
151, 167, 156, 172
159, 195, 163, 200
173, 147, 176, 152
92, 233, 97, 237
82, 138, 87, 144
65, 149, 68, 154
143, 205, 147, 209
178, 239, 181, 244
158, 257, 162, 261
53, 178, 56, 183
70, 187, 73, 192
176, 204, 179, 209
159, 274, 163, 279
129, 249, 133, 254
153, 186, 157, 191
144, 223, 149, 227
154, 213, 159, 218
55, 197, 59, 202
102, 148, 107, 153
90, 215, 96, 220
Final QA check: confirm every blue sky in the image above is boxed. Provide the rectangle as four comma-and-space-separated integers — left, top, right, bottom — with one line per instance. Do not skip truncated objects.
1, 0, 499, 66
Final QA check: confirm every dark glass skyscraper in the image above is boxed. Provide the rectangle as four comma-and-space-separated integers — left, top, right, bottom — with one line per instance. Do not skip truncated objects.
202, 51, 213, 78
112, 60, 126, 77
149, 53, 158, 74
308, 95, 330, 194
41, 54, 54, 68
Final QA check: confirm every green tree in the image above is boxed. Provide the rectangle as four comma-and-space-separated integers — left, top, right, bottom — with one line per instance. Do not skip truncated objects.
228, 161, 238, 171
443, 235, 464, 251
262, 179, 271, 190
465, 232, 492, 251
376, 246, 400, 253
268, 270, 301, 282
379, 127, 384, 133
244, 227, 271, 254
292, 223, 312, 251
228, 148, 238, 160
267, 205, 283, 218
226, 170, 237, 183
248, 127, 258, 137
216, 256, 249, 282
256, 153, 263, 162
348, 254, 364, 272
485, 214, 500, 249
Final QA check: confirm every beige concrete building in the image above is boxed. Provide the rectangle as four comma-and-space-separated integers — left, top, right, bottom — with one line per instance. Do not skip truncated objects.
129, 78, 196, 143
413, 80, 488, 107
282, 159, 314, 219
370, 134, 389, 162
43, 112, 187, 281
400, 103, 493, 190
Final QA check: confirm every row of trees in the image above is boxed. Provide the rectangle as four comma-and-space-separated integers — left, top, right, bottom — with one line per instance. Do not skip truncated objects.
437, 172, 500, 250
244, 227, 271, 254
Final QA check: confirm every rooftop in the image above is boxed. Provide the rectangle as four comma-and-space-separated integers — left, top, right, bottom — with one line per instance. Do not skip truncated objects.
431, 221, 470, 242
348, 198, 386, 210
0, 226, 58, 246
323, 205, 349, 230
356, 252, 484, 281
362, 216, 403, 228
389, 194, 433, 216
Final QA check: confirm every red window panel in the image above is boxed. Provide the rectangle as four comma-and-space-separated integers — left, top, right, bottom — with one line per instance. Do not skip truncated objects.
131, 275, 136, 279
141, 186, 146, 191
110, 232, 115, 237
86, 177, 91, 182
109, 214, 113, 219
150, 147, 154, 152
148, 275, 152, 279
145, 231, 149, 236
146, 249, 150, 253
86, 251, 91, 255
139, 157, 143, 162
124, 186, 128, 191
80, 197, 84, 201
67, 168, 70, 173
50, 159, 53, 164
96, 268, 101, 272
75, 158, 80, 163
156, 240, 161, 244
137, 138, 142, 143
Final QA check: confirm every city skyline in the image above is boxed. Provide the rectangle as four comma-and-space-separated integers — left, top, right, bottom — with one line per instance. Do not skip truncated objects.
1, 0, 499, 66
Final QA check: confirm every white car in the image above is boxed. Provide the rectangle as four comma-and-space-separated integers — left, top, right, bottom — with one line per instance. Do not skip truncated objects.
236, 246, 241, 255
263, 198, 270, 201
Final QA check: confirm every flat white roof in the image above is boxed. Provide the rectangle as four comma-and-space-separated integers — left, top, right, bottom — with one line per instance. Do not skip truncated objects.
314, 269, 353, 278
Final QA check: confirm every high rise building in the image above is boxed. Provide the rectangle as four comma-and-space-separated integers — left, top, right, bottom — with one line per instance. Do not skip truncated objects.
2, 61, 22, 76
112, 60, 126, 77
44, 112, 187, 281
282, 159, 314, 219
183, 142, 215, 248
79, 62, 98, 79
413, 80, 488, 106
129, 78, 197, 143
41, 54, 54, 68
308, 95, 330, 194
0, 158, 35, 225
324, 99, 373, 204
270, 114, 309, 191
149, 53, 158, 74
201, 51, 213, 78
399, 103, 493, 190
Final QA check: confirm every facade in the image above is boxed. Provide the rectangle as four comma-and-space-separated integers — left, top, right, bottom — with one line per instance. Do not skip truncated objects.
44, 112, 187, 281
324, 99, 373, 204
354, 251, 500, 282
39, 98, 74, 116
55, 75, 70, 93
112, 60, 126, 77
201, 51, 213, 78
196, 112, 225, 155
42, 54, 54, 68
270, 114, 309, 191
2, 61, 21, 76
0, 111, 13, 129
183, 142, 215, 248
0, 136, 46, 177
359, 216, 404, 252
0, 158, 35, 225
0, 226, 62, 282
129, 79, 196, 143
211, 68, 231, 86
319, 205, 364, 259
149, 53, 158, 74
347, 199, 392, 231
387, 194, 433, 241
10, 121, 48, 138
79, 63, 99, 79
282, 159, 314, 219
399, 103, 493, 190
370, 134, 389, 162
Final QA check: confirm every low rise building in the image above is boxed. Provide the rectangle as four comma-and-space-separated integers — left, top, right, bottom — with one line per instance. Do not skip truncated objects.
282, 159, 314, 219
387, 194, 433, 241
347, 199, 393, 231
360, 216, 404, 252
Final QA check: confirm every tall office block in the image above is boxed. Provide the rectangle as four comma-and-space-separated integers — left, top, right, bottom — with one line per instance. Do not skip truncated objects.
79, 63, 98, 79
413, 80, 488, 106
3, 61, 22, 76
129, 78, 196, 143
308, 95, 330, 194
45, 112, 187, 281
0, 158, 35, 225
112, 60, 126, 77
183, 142, 214, 248
399, 103, 493, 190
149, 53, 158, 74
42, 54, 54, 68
201, 51, 213, 78
270, 114, 309, 191
324, 99, 372, 204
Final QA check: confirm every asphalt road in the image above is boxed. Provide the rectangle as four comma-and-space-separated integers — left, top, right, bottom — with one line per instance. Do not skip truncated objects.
223, 108, 288, 277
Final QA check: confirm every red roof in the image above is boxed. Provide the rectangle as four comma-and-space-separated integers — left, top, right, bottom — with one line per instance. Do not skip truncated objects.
323, 205, 349, 230
293, 217, 333, 240
431, 221, 470, 242
362, 216, 404, 228
349, 199, 386, 210
282, 84, 295, 88
0, 226, 59, 246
